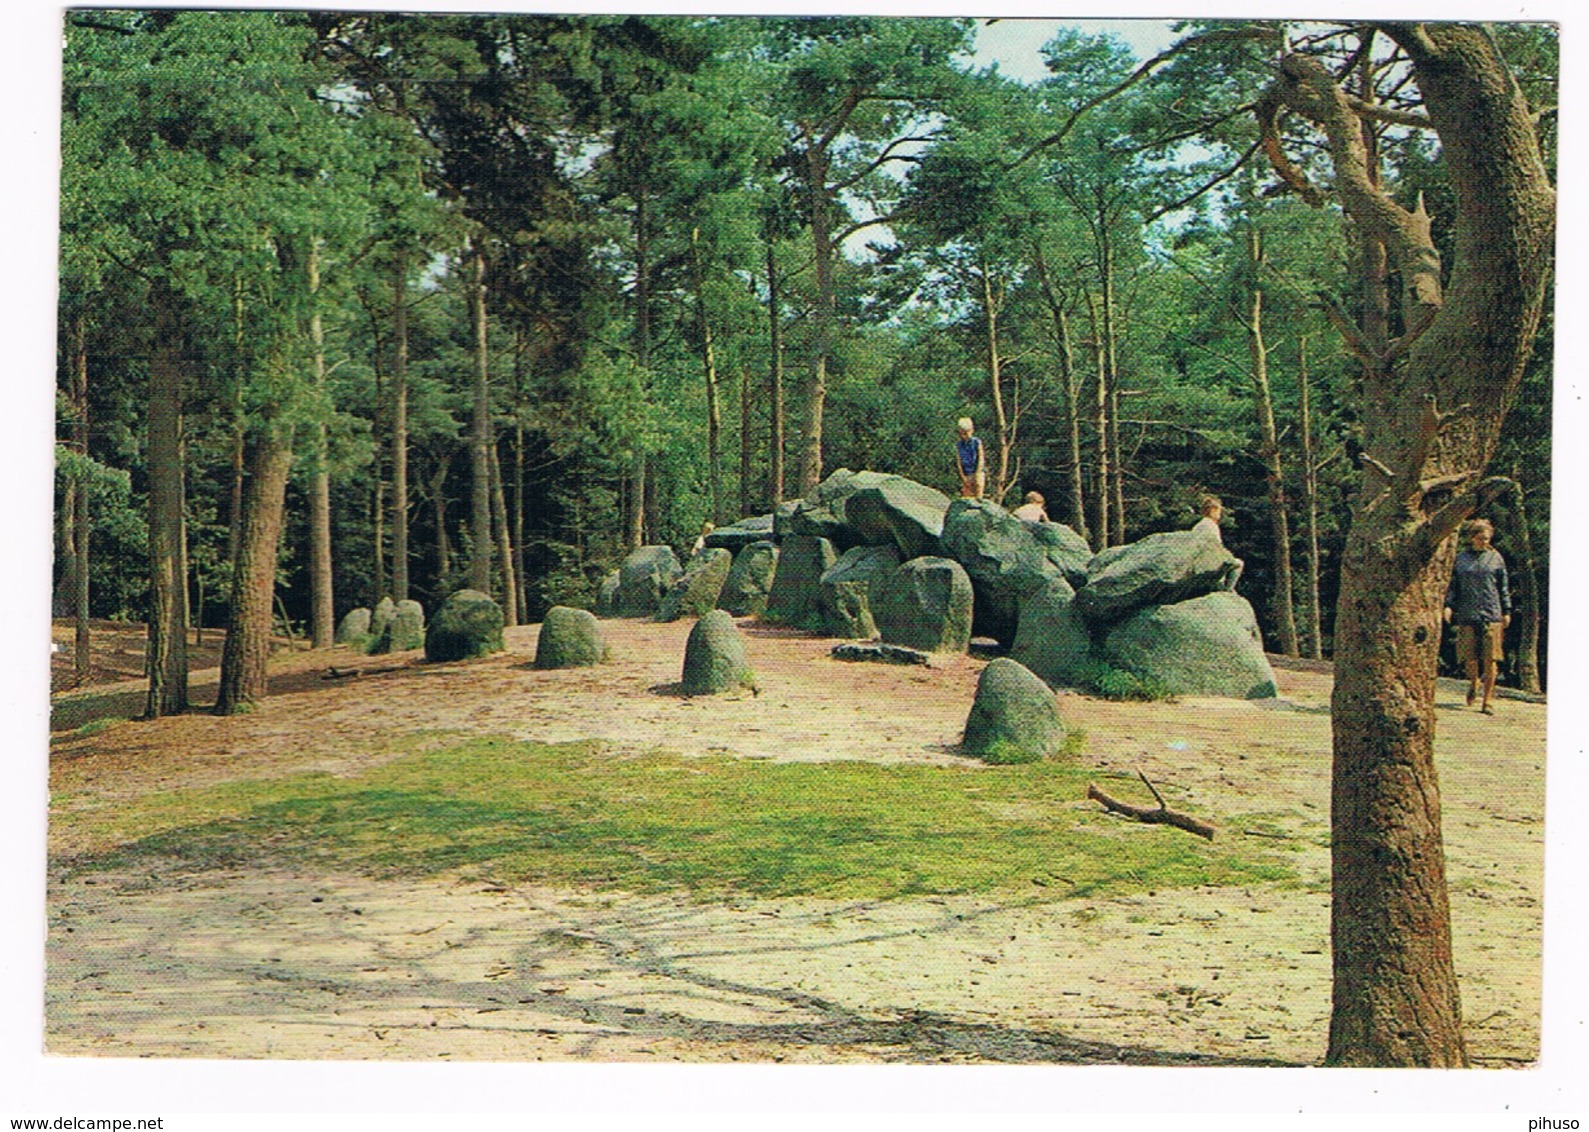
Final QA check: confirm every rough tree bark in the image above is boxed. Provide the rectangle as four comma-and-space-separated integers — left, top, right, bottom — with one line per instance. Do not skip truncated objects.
1298, 336, 1326, 660
1507, 471, 1543, 694
145, 283, 189, 718
71, 316, 92, 684
468, 242, 494, 592
215, 426, 295, 714
765, 238, 786, 508
1032, 247, 1089, 544
1260, 24, 1554, 1066
391, 248, 411, 603
308, 242, 336, 649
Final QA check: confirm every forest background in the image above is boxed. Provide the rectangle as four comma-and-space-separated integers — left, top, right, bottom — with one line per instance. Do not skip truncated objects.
12, 0, 1589, 1119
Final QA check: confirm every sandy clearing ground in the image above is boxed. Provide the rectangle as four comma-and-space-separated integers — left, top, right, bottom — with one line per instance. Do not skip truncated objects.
46, 617, 1545, 1064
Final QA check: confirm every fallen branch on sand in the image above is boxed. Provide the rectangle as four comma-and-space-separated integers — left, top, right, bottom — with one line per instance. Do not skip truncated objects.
1086, 771, 1216, 841
322, 663, 408, 680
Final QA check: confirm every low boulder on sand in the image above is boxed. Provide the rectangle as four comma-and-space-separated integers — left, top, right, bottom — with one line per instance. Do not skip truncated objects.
869, 556, 974, 654
534, 606, 609, 669
680, 609, 754, 695
962, 657, 1067, 764
425, 589, 505, 662
1101, 590, 1278, 699
370, 599, 425, 654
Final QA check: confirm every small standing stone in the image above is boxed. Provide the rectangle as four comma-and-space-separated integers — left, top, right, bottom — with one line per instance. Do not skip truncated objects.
962, 657, 1067, 765
680, 609, 754, 695
534, 606, 609, 669
425, 589, 505, 662
335, 607, 371, 645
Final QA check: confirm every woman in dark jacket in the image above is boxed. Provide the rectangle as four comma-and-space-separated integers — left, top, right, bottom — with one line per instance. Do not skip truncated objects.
1443, 518, 1512, 715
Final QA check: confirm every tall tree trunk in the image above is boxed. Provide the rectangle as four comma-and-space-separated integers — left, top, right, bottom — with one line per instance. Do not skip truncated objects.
1033, 249, 1089, 543
71, 316, 91, 684
628, 191, 651, 549
798, 141, 833, 496
368, 352, 387, 607
979, 263, 1013, 502
468, 243, 493, 591
489, 440, 519, 626
691, 227, 724, 524
145, 285, 188, 718
1245, 226, 1300, 656
216, 427, 296, 715
227, 277, 246, 577
766, 239, 786, 507
739, 365, 752, 520
1108, 381, 1126, 547
1298, 336, 1325, 659
512, 331, 529, 620
1261, 28, 1554, 1066
391, 248, 411, 603
1084, 291, 1110, 550
308, 243, 335, 649
1507, 471, 1543, 694
430, 451, 452, 587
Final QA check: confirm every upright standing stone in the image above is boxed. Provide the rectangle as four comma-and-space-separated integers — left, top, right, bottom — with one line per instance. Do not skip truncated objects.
764, 534, 837, 631
595, 570, 622, 618
371, 599, 426, 653
657, 548, 733, 622
962, 657, 1067, 764
367, 596, 397, 649
614, 545, 684, 618
534, 606, 609, 669
1010, 576, 1095, 689
336, 607, 372, 645
717, 541, 780, 617
425, 589, 505, 662
819, 544, 901, 639
680, 609, 754, 695
869, 556, 974, 654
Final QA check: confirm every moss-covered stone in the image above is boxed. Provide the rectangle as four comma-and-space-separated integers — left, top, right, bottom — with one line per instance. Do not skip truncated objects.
614, 545, 684, 618
534, 605, 609, 669
763, 534, 837, 631
425, 589, 505, 662
1009, 577, 1095, 689
962, 657, 1067, 764
1073, 526, 1240, 628
818, 544, 900, 639
367, 597, 397, 651
335, 607, 371, 645
940, 497, 1063, 643
680, 609, 753, 695
1101, 590, 1277, 699
370, 599, 426, 654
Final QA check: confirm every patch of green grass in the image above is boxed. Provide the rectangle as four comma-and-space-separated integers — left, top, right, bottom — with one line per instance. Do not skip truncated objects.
62, 738, 1294, 901
74, 716, 130, 738
1074, 659, 1174, 702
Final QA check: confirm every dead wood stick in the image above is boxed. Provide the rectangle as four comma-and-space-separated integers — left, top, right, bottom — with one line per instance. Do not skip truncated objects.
1087, 780, 1216, 841
322, 663, 407, 680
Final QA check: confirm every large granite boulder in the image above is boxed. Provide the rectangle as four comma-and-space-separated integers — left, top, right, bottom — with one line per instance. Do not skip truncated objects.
1073, 526, 1240, 628
534, 605, 608, 669
595, 570, 622, 618
680, 609, 754, 695
704, 514, 776, 553
371, 599, 425, 653
869, 556, 974, 654
614, 545, 684, 618
962, 657, 1067, 765
818, 544, 901, 639
425, 589, 505, 662
940, 498, 1063, 643
842, 474, 952, 560
775, 468, 860, 545
1027, 521, 1093, 589
1009, 577, 1095, 689
335, 607, 371, 645
718, 541, 779, 617
1101, 590, 1278, 699
763, 534, 837, 631
657, 548, 733, 622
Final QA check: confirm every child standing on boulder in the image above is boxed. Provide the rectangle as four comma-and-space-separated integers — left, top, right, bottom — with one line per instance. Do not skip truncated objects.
954, 418, 985, 499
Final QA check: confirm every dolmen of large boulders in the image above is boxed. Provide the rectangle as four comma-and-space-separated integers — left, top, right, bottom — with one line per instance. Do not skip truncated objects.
425, 589, 505, 662
703, 514, 776, 553
369, 599, 425, 654
962, 658, 1067, 764
336, 607, 372, 646
534, 605, 609, 669
940, 498, 1065, 643
1073, 527, 1241, 626
656, 548, 732, 622
680, 609, 754, 695
717, 541, 779, 617
606, 545, 684, 618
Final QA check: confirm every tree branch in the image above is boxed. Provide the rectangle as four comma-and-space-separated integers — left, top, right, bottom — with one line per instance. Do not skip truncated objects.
1087, 777, 1216, 841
